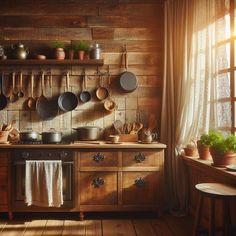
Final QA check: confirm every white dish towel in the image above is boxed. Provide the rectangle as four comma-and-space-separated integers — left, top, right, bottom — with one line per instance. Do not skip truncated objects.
25, 160, 63, 207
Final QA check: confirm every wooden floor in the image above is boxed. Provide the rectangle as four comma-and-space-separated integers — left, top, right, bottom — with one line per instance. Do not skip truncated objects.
0, 213, 193, 236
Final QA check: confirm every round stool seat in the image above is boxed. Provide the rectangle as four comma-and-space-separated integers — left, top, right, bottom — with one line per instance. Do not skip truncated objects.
196, 183, 236, 199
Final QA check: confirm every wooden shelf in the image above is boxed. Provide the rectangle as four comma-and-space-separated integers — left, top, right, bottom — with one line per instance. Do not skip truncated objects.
0, 59, 104, 66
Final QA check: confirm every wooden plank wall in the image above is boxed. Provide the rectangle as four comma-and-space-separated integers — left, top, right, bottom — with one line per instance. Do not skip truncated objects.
0, 0, 164, 140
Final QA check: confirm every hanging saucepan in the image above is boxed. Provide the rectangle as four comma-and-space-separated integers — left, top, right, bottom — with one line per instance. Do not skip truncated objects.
0, 73, 7, 110
95, 71, 109, 101
79, 69, 91, 103
119, 46, 138, 93
58, 72, 78, 112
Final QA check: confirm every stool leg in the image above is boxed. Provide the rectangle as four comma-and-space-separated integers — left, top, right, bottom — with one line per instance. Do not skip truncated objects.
223, 200, 232, 236
192, 194, 203, 236
209, 199, 215, 236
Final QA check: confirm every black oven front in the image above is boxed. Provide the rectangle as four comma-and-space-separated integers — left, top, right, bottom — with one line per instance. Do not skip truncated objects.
12, 149, 74, 209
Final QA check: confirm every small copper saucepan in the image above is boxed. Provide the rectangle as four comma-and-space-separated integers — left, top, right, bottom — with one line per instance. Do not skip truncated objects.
95, 71, 109, 101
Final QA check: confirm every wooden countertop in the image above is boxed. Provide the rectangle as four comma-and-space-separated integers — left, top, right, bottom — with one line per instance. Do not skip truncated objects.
182, 155, 236, 182
0, 141, 167, 149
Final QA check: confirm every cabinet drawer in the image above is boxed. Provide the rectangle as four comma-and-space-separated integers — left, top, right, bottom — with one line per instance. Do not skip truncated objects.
123, 172, 160, 205
80, 172, 117, 205
122, 151, 163, 167
80, 152, 118, 167
0, 167, 8, 205
0, 153, 8, 166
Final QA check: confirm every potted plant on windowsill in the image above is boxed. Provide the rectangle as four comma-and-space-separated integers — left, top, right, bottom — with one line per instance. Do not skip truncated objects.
52, 41, 65, 60
184, 139, 198, 157
73, 41, 89, 60
196, 132, 220, 160
210, 132, 236, 167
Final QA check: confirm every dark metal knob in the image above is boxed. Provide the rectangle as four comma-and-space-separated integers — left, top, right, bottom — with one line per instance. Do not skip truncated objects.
93, 152, 105, 162
134, 177, 145, 187
134, 153, 145, 163
92, 177, 105, 188
21, 152, 29, 159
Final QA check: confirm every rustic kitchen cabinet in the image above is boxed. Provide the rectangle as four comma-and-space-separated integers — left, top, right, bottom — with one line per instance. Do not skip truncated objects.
0, 143, 166, 220
77, 148, 165, 219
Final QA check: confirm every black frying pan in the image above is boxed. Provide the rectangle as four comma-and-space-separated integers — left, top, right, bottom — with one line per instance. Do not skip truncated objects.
58, 72, 78, 112
119, 47, 138, 93
0, 73, 8, 110
79, 70, 91, 103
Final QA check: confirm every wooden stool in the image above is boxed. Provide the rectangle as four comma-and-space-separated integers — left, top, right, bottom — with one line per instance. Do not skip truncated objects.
193, 183, 236, 236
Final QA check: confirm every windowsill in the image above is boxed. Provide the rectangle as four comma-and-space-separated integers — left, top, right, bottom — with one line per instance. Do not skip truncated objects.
181, 155, 236, 182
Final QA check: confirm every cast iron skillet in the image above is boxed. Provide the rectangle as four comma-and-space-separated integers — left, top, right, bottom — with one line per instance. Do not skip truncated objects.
119, 46, 138, 93
0, 73, 8, 110
58, 72, 78, 112
79, 70, 91, 103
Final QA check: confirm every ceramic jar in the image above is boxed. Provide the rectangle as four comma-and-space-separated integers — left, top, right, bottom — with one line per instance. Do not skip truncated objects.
55, 48, 65, 60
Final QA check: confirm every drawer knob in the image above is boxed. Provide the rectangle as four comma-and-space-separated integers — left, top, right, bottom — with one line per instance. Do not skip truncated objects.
92, 177, 105, 188
93, 153, 105, 162
134, 153, 146, 163
134, 177, 145, 187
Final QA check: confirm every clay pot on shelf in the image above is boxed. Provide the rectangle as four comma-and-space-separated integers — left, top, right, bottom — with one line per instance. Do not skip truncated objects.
55, 48, 65, 60
184, 147, 198, 157
197, 141, 211, 160
78, 50, 85, 60
210, 149, 236, 167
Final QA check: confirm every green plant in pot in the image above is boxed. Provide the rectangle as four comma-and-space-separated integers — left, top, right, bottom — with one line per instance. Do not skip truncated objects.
73, 41, 89, 60
210, 133, 236, 167
52, 41, 65, 60
197, 131, 223, 160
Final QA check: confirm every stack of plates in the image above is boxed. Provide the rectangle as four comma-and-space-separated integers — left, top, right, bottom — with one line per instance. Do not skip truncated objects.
226, 165, 236, 172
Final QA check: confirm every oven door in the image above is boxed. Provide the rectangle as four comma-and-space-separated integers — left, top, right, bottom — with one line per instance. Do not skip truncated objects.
13, 161, 73, 207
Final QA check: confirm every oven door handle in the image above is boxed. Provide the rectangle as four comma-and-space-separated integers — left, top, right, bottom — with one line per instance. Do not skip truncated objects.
13, 161, 74, 165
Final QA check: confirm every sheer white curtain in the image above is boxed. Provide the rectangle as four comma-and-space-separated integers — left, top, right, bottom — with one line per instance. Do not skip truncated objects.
161, 0, 231, 212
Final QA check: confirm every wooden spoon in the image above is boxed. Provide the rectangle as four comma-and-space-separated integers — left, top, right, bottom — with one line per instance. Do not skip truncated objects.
10, 72, 18, 103
17, 71, 24, 98
27, 73, 36, 110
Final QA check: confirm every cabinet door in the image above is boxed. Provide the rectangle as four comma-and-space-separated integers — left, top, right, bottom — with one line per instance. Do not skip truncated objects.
80, 172, 117, 205
80, 152, 118, 167
123, 172, 161, 205
122, 151, 163, 167
0, 167, 8, 205
0, 152, 8, 166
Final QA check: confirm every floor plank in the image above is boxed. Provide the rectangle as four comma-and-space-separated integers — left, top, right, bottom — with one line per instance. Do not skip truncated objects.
62, 220, 86, 236
0, 220, 29, 236
132, 220, 157, 236
102, 220, 136, 236
0, 221, 7, 233
151, 218, 173, 236
85, 220, 102, 236
163, 215, 193, 236
42, 220, 64, 236
24, 220, 47, 236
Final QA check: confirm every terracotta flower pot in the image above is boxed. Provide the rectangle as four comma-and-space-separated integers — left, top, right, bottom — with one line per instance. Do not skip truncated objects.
78, 50, 85, 60
210, 149, 236, 167
197, 141, 211, 160
55, 48, 65, 60
184, 147, 198, 157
